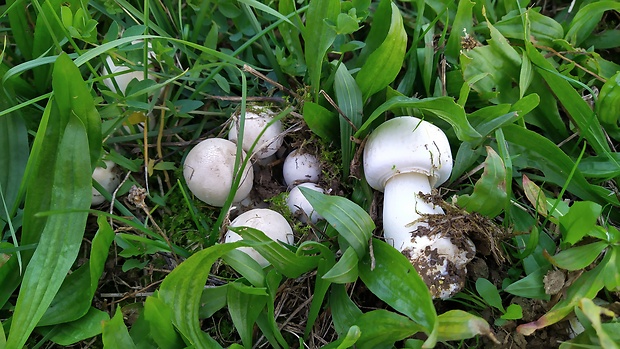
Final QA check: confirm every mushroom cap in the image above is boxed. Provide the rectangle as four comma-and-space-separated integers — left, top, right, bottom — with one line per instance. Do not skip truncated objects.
286, 183, 325, 223
225, 208, 294, 267
91, 160, 121, 205
282, 149, 321, 186
228, 107, 283, 159
363, 116, 453, 192
183, 138, 254, 207
101, 56, 158, 96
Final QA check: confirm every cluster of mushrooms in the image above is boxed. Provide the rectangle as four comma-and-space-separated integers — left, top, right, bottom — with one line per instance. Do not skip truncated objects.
91, 45, 476, 299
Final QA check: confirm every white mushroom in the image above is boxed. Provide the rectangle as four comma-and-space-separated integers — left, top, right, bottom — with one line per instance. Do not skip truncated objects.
225, 208, 294, 267
286, 183, 325, 224
363, 116, 475, 299
228, 107, 283, 159
282, 149, 321, 186
91, 160, 121, 206
101, 56, 159, 96
183, 138, 254, 207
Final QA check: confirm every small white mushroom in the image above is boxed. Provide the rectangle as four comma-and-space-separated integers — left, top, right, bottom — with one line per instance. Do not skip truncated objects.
286, 183, 325, 224
183, 138, 254, 207
225, 208, 294, 267
363, 116, 475, 299
101, 56, 159, 96
228, 107, 283, 159
282, 149, 321, 186
91, 160, 121, 206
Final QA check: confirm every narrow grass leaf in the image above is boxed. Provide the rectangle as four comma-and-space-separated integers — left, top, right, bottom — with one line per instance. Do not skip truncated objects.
358, 239, 437, 332
102, 307, 138, 349
5, 115, 91, 349
522, 174, 548, 217
255, 270, 288, 349
355, 96, 480, 141
304, 0, 339, 97
237, 0, 293, 25
436, 310, 496, 342
159, 243, 244, 348
305, 242, 336, 338
299, 187, 374, 258
0, 105, 28, 222
4, 0, 34, 60
355, 2, 406, 102
334, 62, 363, 178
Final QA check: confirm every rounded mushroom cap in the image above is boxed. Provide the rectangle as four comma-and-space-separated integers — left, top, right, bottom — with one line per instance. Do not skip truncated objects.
91, 160, 121, 205
286, 183, 325, 223
363, 116, 453, 192
228, 107, 283, 159
282, 149, 321, 186
225, 208, 294, 267
183, 138, 254, 207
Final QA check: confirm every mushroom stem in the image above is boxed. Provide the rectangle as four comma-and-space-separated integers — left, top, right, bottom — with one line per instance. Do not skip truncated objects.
382, 172, 442, 251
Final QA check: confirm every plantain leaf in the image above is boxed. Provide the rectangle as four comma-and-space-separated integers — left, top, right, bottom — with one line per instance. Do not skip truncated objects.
304, 0, 339, 97
351, 309, 423, 349
565, 1, 620, 47
37, 307, 110, 346
227, 282, 269, 348
355, 1, 407, 102
299, 187, 374, 258
436, 310, 496, 343
559, 201, 602, 246
334, 62, 363, 179
144, 296, 185, 349
330, 284, 363, 337
355, 95, 481, 141
323, 246, 359, 284
158, 243, 243, 349
358, 239, 437, 333
102, 307, 138, 349
303, 101, 339, 141
547, 241, 608, 271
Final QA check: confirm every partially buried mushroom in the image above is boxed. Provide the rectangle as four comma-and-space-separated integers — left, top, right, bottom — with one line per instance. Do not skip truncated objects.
183, 138, 254, 207
363, 116, 475, 299
228, 106, 283, 159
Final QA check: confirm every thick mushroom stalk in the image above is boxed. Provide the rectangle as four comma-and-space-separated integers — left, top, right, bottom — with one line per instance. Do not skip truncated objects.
363, 116, 475, 299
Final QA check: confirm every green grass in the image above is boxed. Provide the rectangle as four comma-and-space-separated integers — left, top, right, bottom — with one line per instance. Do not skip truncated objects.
2, 0, 620, 348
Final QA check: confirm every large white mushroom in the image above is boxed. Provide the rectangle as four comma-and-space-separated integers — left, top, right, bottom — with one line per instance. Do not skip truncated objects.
183, 138, 254, 207
225, 208, 294, 267
91, 160, 121, 206
228, 107, 283, 159
363, 116, 475, 299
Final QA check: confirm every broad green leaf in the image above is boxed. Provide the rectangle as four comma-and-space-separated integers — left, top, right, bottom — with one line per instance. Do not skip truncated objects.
355, 1, 407, 101
255, 270, 288, 349
358, 239, 437, 333
144, 296, 184, 349
330, 284, 362, 337
547, 241, 608, 271
595, 71, 620, 129
37, 308, 110, 346
199, 285, 228, 319
304, 0, 339, 97
334, 62, 363, 178
522, 174, 548, 217
436, 310, 496, 343
300, 187, 374, 258
227, 282, 269, 348
232, 226, 320, 278
457, 147, 507, 218
305, 242, 336, 338
337, 326, 361, 348
502, 124, 616, 206
102, 307, 138, 349
565, 1, 620, 47
351, 309, 423, 349
6, 116, 91, 349
494, 8, 564, 47
5, 0, 34, 60
158, 243, 242, 349
38, 215, 115, 325
323, 246, 359, 283
303, 101, 339, 141
0, 105, 28, 223
578, 298, 619, 349
504, 267, 550, 300
501, 304, 523, 321
559, 201, 602, 246
526, 42, 613, 157
355, 96, 481, 141
602, 246, 620, 291
475, 278, 505, 313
